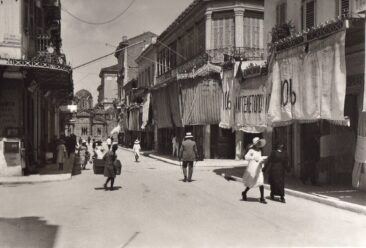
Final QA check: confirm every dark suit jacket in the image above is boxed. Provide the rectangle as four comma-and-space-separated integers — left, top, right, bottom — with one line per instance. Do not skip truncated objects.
179, 139, 198, 161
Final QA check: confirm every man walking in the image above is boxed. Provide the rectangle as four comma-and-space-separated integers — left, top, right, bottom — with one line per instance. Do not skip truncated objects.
179, 132, 198, 182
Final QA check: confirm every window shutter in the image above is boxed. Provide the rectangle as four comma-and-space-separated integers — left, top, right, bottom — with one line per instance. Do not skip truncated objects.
335, 0, 340, 17
306, 1, 315, 29
341, 0, 349, 14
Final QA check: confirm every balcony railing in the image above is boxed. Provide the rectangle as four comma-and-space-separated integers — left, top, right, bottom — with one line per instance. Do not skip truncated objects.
207, 47, 265, 63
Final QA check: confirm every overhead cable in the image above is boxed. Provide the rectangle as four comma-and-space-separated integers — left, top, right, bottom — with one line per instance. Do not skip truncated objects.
62, 0, 136, 25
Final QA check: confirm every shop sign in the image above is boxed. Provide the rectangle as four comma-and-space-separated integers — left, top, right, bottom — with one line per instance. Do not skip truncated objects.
268, 31, 347, 124
234, 86, 270, 133
0, 0, 21, 59
219, 70, 240, 129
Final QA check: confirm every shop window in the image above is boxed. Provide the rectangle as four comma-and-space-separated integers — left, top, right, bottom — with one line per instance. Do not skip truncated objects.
301, 0, 316, 30
276, 2, 287, 25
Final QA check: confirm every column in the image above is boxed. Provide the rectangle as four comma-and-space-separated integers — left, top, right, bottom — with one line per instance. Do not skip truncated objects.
203, 125, 211, 159
205, 10, 213, 50
154, 125, 158, 152
235, 131, 244, 160
234, 7, 245, 48
293, 122, 301, 177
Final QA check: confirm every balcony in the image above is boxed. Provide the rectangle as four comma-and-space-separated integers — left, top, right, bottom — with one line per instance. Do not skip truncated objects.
207, 47, 265, 63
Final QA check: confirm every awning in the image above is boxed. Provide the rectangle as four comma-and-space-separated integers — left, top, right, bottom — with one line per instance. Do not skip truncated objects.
180, 77, 221, 126
177, 63, 221, 80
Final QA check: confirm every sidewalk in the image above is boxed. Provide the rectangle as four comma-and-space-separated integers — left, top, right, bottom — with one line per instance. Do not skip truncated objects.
0, 154, 76, 184
120, 146, 247, 167
124, 146, 366, 215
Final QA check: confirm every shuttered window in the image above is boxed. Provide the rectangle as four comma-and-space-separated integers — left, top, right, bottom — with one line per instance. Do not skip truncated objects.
335, 0, 350, 16
276, 2, 287, 25
301, 0, 316, 30
212, 11, 235, 49
243, 11, 264, 49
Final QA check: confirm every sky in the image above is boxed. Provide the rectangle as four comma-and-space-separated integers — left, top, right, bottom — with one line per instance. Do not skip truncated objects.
61, 0, 193, 102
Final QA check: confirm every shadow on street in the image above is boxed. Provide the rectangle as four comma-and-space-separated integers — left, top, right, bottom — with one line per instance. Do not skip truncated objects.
0, 216, 58, 248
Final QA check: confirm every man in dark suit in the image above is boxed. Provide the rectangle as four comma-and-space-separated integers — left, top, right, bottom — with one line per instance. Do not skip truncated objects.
179, 132, 198, 182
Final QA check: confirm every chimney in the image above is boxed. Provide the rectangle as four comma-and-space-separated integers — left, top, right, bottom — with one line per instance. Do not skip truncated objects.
122, 36, 128, 42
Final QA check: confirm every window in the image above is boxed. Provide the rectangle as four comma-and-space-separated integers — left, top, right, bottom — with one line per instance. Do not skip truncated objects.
276, 2, 287, 25
97, 128, 101, 136
243, 11, 264, 49
301, 0, 316, 30
335, 0, 350, 16
212, 11, 235, 49
81, 127, 88, 136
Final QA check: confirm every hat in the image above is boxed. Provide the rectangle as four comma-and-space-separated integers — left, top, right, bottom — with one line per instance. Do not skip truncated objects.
251, 137, 266, 148
134, 139, 140, 144
185, 132, 194, 139
82, 139, 86, 144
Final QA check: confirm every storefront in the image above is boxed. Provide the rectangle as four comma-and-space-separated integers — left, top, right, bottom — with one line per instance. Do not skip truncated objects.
268, 20, 366, 187
0, 61, 72, 176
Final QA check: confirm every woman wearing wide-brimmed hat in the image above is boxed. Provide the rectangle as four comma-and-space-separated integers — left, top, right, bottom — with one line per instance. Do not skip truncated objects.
242, 137, 268, 204
133, 139, 141, 162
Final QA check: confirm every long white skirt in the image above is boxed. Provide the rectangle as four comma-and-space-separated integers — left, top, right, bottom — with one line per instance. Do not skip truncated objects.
242, 160, 264, 188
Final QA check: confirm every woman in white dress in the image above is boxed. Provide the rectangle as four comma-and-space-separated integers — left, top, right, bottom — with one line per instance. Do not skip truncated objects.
242, 137, 267, 204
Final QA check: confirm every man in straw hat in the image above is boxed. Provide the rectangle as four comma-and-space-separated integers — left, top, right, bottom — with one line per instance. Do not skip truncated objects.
179, 132, 198, 182
242, 137, 268, 204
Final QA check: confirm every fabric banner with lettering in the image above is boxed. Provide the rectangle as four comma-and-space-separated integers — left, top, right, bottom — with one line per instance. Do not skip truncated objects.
235, 85, 269, 133
268, 31, 346, 125
219, 69, 240, 129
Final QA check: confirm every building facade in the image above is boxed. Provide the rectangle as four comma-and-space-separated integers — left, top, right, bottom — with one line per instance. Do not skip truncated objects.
114, 32, 157, 147
0, 0, 73, 176
151, 0, 265, 159
259, 0, 365, 188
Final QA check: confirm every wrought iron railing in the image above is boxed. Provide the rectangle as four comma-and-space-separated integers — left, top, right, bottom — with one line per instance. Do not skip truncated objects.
207, 47, 265, 63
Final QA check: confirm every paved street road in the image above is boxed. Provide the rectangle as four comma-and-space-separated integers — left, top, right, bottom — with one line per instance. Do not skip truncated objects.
1, 148, 366, 248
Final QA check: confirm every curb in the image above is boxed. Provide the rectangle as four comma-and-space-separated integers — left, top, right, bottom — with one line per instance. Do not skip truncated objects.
120, 146, 366, 215
0, 174, 72, 185
225, 174, 366, 216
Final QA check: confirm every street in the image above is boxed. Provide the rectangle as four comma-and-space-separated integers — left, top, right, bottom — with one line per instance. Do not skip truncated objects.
1, 148, 366, 248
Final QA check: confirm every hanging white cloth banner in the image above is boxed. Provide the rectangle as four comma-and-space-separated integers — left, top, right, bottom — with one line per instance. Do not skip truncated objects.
219, 68, 240, 129
235, 85, 269, 133
141, 93, 150, 129
268, 31, 347, 125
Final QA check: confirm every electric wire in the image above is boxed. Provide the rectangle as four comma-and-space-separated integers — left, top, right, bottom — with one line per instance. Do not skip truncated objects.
61, 0, 137, 25
73, 40, 145, 70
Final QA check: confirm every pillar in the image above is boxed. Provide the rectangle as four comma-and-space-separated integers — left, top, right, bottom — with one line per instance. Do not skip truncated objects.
234, 8, 245, 48
235, 131, 244, 160
154, 125, 158, 152
204, 125, 211, 159
205, 10, 213, 50
293, 122, 301, 177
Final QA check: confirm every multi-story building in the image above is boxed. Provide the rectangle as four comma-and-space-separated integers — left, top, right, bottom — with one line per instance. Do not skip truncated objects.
114, 32, 157, 146
0, 0, 73, 176
132, 44, 157, 150
98, 64, 119, 109
152, 0, 265, 159
261, 0, 365, 188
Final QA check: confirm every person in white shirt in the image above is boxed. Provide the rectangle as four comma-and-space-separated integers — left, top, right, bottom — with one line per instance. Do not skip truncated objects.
106, 136, 112, 150
172, 135, 178, 157
133, 139, 141, 162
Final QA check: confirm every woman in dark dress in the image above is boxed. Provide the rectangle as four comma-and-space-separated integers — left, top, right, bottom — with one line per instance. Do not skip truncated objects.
267, 144, 289, 203
103, 144, 118, 190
